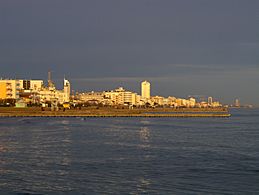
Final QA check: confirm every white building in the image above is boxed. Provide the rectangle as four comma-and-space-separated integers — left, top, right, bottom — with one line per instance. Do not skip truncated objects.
63, 79, 71, 103
141, 80, 150, 100
78, 91, 105, 103
208, 97, 213, 106
18, 80, 43, 92
104, 87, 137, 106
151, 96, 165, 106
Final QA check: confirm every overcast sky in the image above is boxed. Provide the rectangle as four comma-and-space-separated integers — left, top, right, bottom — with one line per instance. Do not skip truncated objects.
0, 0, 258, 105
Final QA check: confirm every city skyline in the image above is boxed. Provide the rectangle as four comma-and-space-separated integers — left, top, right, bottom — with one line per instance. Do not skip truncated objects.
0, 74, 225, 109
0, 71, 255, 106
0, 0, 258, 105
0, 73, 240, 108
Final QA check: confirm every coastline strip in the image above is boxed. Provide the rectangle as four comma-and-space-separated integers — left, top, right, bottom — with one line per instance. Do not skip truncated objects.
0, 113, 231, 117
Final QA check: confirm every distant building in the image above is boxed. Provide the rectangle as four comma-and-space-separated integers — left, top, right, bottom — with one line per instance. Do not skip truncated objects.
78, 91, 105, 103
141, 80, 150, 100
151, 96, 164, 106
0, 79, 20, 99
1, 75, 70, 105
208, 97, 213, 106
189, 98, 196, 107
63, 79, 71, 102
0, 79, 44, 99
104, 87, 137, 106
19, 80, 43, 92
211, 101, 221, 107
235, 99, 240, 107
39, 79, 71, 104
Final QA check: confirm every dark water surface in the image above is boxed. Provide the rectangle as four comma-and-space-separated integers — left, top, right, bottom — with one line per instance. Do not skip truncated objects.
0, 109, 258, 194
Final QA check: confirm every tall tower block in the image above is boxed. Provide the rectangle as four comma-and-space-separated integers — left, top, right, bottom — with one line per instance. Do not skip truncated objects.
64, 78, 71, 102
141, 80, 151, 99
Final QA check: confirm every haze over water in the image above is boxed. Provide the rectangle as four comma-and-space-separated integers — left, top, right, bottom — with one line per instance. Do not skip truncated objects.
0, 109, 258, 194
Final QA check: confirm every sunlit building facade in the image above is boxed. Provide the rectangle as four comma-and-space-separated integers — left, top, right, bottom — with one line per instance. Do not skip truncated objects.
141, 80, 150, 100
104, 87, 138, 106
0, 80, 20, 99
19, 80, 43, 92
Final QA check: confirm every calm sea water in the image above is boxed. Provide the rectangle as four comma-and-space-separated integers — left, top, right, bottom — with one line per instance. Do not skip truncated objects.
0, 109, 258, 195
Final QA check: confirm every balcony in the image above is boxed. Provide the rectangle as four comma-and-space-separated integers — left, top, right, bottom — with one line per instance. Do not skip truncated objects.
6, 86, 12, 90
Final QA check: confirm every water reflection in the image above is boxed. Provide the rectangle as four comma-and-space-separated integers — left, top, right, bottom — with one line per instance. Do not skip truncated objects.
136, 123, 153, 194
0, 144, 7, 153
139, 127, 150, 142
0, 144, 8, 175
140, 120, 151, 125
135, 177, 152, 194
0, 118, 73, 192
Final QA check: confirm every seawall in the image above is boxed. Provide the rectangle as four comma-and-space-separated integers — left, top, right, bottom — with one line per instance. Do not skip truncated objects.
0, 107, 231, 118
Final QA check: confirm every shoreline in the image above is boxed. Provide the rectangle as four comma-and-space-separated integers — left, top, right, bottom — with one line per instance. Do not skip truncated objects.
0, 107, 231, 117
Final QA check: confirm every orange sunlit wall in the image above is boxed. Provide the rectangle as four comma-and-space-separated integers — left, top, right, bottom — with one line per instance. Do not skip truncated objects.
0, 82, 7, 99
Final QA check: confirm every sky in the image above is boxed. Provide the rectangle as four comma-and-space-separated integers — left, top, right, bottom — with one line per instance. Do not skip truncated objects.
0, 0, 258, 105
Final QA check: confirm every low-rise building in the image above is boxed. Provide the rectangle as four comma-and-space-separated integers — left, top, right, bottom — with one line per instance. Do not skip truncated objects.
39, 79, 71, 104
0, 79, 20, 99
78, 91, 105, 103
104, 87, 138, 106
151, 96, 165, 106
19, 80, 43, 92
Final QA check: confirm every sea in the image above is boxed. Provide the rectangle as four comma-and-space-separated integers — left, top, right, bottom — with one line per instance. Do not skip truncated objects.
0, 109, 258, 195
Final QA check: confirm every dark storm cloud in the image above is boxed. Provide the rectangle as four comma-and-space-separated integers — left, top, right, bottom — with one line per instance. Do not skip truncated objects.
0, 0, 258, 104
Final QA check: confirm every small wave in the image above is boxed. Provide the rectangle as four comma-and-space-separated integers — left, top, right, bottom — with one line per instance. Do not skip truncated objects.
16, 193, 44, 195
17, 118, 33, 124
